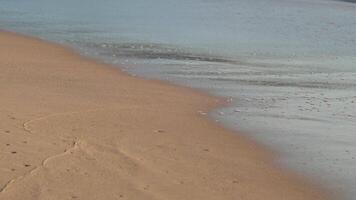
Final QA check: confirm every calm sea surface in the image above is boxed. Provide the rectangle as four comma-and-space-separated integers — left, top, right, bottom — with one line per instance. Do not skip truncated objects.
1, 0, 356, 199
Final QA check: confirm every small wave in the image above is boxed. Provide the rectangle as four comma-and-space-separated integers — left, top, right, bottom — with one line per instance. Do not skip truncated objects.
207, 78, 356, 90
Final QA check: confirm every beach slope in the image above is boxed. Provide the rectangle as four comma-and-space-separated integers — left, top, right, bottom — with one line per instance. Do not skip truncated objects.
0, 31, 327, 200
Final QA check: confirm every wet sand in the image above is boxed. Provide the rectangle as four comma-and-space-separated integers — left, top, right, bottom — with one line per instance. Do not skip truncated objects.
0, 31, 328, 200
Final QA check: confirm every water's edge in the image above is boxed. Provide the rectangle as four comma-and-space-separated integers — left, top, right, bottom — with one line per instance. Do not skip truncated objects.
1, 0, 356, 198
0, 29, 341, 199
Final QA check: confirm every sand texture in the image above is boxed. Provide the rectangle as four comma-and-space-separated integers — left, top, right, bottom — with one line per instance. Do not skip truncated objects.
0, 31, 328, 200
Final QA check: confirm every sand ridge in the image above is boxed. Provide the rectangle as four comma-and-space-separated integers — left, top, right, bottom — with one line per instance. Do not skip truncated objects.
0, 31, 330, 200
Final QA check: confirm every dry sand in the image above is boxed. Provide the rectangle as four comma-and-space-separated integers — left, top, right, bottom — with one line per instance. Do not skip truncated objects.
0, 31, 328, 200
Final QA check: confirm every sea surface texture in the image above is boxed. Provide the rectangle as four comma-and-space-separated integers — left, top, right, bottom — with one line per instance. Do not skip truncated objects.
1, 0, 356, 199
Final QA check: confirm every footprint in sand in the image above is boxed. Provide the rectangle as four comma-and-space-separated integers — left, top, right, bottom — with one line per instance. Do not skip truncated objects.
8, 116, 16, 120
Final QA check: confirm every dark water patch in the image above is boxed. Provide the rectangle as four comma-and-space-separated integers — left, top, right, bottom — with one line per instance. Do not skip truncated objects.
79, 42, 239, 64
337, 0, 356, 3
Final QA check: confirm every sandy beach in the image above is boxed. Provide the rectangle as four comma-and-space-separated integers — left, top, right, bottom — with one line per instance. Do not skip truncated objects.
0, 31, 328, 199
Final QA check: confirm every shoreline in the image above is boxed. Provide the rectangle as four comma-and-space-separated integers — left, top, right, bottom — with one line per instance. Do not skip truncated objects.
0, 30, 330, 199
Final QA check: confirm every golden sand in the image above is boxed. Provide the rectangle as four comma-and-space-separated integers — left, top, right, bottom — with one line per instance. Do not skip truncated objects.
0, 31, 328, 200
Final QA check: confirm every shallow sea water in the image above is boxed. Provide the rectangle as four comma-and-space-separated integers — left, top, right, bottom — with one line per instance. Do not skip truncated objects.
1, 0, 356, 199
